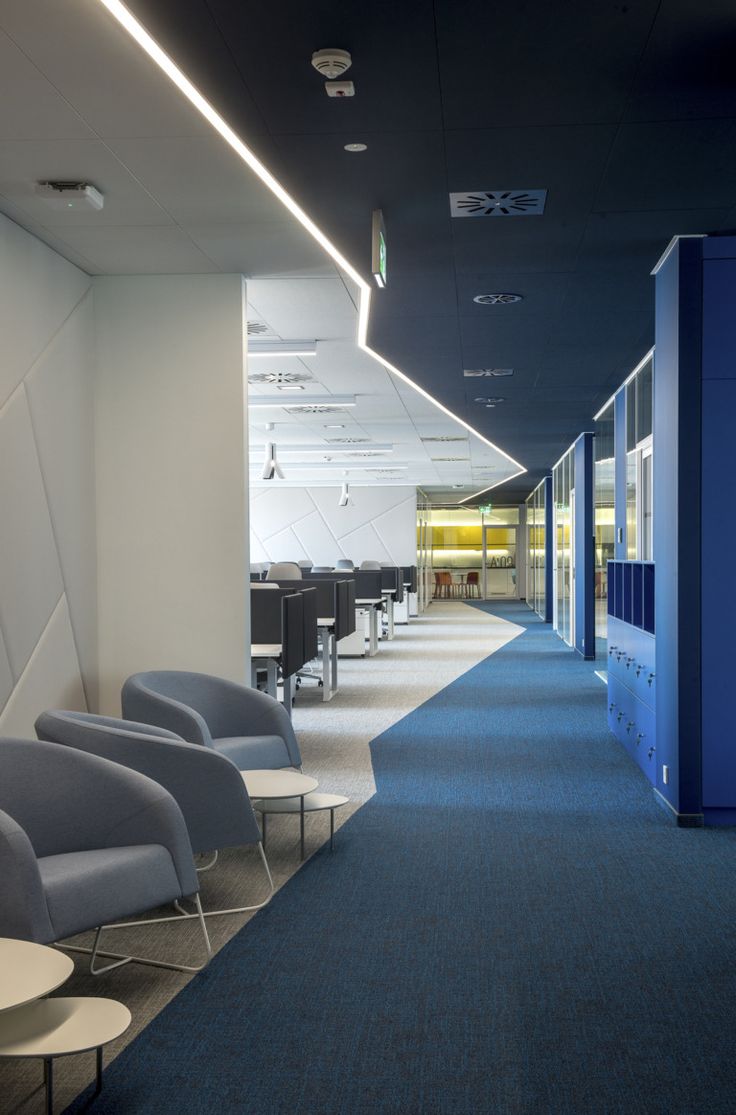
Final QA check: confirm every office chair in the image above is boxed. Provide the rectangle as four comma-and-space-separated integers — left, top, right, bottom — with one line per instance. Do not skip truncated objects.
266, 562, 302, 580
360, 560, 382, 570
334, 559, 354, 570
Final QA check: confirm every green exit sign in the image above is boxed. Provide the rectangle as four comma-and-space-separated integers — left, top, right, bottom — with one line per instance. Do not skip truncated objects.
478, 503, 493, 514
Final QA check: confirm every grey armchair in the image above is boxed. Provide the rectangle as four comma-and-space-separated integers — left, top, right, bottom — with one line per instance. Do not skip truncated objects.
35, 711, 273, 918
0, 738, 210, 975
121, 670, 301, 770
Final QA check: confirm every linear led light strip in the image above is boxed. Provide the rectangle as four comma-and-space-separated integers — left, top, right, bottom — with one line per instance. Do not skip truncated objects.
95, 0, 526, 498
592, 347, 655, 422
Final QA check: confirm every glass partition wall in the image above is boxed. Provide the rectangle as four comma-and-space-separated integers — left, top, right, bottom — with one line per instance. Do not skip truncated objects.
625, 354, 654, 561
594, 402, 615, 647
553, 449, 574, 645
427, 507, 519, 599
525, 480, 546, 619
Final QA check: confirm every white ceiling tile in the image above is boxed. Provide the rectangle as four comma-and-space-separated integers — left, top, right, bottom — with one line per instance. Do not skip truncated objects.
0, 139, 174, 227
49, 226, 219, 275
0, 386, 64, 678
0, 0, 210, 140
0, 30, 94, 141
188, 223, 337, 279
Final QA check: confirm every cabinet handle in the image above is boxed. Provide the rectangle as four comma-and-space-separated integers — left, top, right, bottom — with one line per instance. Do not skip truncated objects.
617, 711, 625, 723
608, 645, 618, 657
647, 746, 656, 760
609, 702, 616, 713
635, 664, 643, 677
616, 651, 624, 662
647, 673, 655, 687
626, 721, 635, 734
635, 732, 645, 746
626, 656, 635, 669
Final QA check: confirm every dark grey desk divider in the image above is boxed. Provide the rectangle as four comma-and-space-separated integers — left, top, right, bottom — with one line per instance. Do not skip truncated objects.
380, 567, 404, 603
269, 580, 356, 641
250, 587, 318, 677
401, 565, 418, 593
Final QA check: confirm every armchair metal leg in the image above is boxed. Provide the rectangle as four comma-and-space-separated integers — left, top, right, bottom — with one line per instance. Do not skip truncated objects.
196, 849, 219, 872
59, 893, 213, 975
174, 842, 275, 919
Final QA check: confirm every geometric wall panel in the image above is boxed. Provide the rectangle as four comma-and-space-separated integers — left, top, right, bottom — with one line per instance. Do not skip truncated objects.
0, 596, 86, 739
0, 630, 13, 711
0, 385, 64, 678
250, 485, 417, 568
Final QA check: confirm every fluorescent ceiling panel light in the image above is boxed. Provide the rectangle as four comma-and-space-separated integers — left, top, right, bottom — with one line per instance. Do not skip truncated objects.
249, 341, 317, 357
249, 462, 408, 472
249, 395, 356, 409
275, 384, 305, 391
95, 0, 526, 489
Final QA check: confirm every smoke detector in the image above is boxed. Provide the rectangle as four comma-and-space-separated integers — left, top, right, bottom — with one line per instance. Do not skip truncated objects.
311, 49, 352, 79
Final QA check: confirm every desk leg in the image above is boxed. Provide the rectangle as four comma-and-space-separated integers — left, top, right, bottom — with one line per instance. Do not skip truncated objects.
330, 808, 335, 852
282, 673, 294, 716
266, 659, 278, 698
300, 795, 305, 860
386, 597, 395, 639
95, 1047, 103, 1096
320, 629, 332, 702
368, 608, 378, 656
330, 632, 338, 693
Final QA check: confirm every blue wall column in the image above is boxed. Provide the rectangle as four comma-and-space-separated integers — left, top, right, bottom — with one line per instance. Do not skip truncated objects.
544, 475, 553, 623
653, 234, 736, 825
574, 433, 595, 658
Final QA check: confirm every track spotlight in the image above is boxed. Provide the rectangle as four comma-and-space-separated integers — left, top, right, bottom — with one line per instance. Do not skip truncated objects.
338, 481, 350, 507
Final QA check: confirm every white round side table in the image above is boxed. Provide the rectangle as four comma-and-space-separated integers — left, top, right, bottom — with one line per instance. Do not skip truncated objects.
255, 792, 349, 853
241, 769, 318, 859
0, 939, 74, 1013
0, 996, 131, 1114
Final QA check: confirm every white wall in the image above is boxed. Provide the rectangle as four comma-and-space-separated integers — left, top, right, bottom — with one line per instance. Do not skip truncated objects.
94, 275, 249, 714
0, 213, 96, 737
250, 485, 417, 567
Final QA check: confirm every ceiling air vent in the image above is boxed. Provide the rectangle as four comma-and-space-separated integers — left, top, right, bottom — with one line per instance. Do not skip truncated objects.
247, 320, 270, 335
370, 468, 403, 475
347, 451, 390, 458
324, 437, 370, 444
463, 368, 514, 378
474, 397, 506, 404
450, 190, 547, 217
248, 371, 314, 385
287, 405, 347, 415
473, 293, 523, 305
431, 457, 469, 463
420, 435, 467, 443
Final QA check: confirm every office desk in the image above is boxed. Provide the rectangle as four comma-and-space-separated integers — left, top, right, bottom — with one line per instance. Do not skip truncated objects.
317, 617, 338, 700
355, 598, 382, 656
250, 644, 296, 712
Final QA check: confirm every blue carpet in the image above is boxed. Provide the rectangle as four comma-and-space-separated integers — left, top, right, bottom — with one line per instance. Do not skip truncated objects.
66, 603, 736, 1114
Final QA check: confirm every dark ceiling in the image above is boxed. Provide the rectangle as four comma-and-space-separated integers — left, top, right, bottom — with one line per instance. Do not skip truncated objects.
128, 0, 736, 502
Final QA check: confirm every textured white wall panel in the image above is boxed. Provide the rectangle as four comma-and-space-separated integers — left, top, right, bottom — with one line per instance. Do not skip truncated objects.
0, 213, 90, 408
0, 386, 65, 678
0, 596, 85, 739
0, 213, 95, 727
0, 631, 13, 711
25, 290, 97, 706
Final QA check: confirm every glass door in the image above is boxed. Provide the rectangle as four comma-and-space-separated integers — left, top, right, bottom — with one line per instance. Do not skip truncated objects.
482, 526, 518, 598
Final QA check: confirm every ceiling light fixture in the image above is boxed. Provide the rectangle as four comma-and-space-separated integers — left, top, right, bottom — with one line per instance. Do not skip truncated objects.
344, 143, 367, 152
248, 341, 317, 357
275, 384, 305, 391
338, 479, 351, 507
249, 394, 356, 409
261, 441, 283, 480
473, 293, 523, 305
95, 0, 526, 487
324, 423, 345, 429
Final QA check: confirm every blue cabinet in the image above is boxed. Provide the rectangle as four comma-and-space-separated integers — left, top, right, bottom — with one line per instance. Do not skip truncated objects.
607, 562, 656, 786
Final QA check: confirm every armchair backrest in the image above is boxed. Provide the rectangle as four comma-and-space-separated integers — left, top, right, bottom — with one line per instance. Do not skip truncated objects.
266, 562, 302, 580
122, 672, 216, 746
36, 712, 261, 853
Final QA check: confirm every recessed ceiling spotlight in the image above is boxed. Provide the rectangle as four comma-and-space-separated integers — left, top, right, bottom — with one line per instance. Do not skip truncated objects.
473, 293, 523, 305
324, 423, 345, 429
276, 384, 305, 391
344, 143, 367, 152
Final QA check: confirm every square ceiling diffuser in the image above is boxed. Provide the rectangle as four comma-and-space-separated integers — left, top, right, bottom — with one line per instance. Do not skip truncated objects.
449, 190, 547, 217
